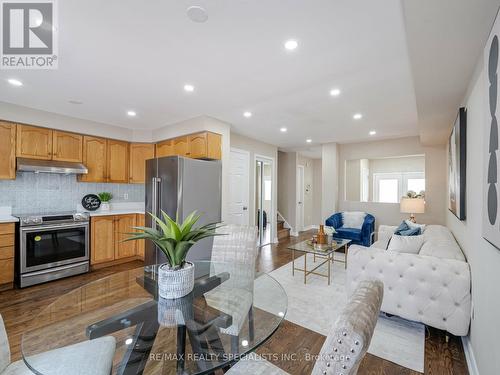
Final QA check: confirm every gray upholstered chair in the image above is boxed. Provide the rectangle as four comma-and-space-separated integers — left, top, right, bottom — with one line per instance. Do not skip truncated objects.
227, 280, 384, 375
0, 314, 116, 375
205, 225, 259, 350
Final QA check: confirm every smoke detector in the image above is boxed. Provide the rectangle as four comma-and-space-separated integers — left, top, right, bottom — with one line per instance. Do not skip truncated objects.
187, 6, 208, 23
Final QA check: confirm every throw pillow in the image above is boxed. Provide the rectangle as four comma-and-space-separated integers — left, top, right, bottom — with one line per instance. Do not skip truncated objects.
342, 212, 366, 229
405, 220, 426, 233
394, 221, 410, 235
387, 234, 425, 254
399, 227, 421, 236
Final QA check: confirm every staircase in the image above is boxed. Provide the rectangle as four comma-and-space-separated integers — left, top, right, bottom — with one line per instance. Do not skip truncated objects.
277, 217, 290, 241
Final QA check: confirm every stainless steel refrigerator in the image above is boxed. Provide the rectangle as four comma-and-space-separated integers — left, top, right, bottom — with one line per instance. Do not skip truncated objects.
145, 156, 222, 266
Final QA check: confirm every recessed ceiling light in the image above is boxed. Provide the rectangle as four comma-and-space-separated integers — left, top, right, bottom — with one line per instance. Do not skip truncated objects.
353, 113, 363, 120
243, 111, 252, 118
330, 88, 341, 97
7, 78, 23, 87
184, 84, 195, 92
284, 39, 298, 51
186, 6, 208, 23
127, 110, 137, 117
280, 127, 287, 132
306, 139, 312, 143
369, 130, 377, 136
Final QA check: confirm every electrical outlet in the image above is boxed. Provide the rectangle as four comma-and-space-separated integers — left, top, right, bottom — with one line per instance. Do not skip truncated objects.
123, 193, 129, 200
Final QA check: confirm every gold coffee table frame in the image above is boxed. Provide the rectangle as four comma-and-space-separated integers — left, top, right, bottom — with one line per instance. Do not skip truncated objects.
288, 238, 352, 285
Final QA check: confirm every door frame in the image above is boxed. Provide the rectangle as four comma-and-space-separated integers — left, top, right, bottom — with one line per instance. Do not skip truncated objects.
254, 154, 277, 244
296, 165, 305, 232
229, 147, 251, 225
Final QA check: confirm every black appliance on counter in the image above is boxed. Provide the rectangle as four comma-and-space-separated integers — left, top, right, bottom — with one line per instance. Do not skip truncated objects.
14, 212, 90, 288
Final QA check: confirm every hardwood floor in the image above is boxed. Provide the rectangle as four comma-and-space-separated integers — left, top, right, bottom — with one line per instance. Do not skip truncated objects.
0, 231, 468, 374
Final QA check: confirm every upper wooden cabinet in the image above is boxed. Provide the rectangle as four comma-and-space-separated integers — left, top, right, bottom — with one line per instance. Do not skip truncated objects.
155, 140, 174, 158
129, 143, 155, 183
79, 136, 107, 182
52, 130, 83, 162
154, 132, 222, 160
107, 140, 129, 183
16, 125, 53, 160
0, 122, 16, 180
188, 132, 221, 160
173, 136, 189, 157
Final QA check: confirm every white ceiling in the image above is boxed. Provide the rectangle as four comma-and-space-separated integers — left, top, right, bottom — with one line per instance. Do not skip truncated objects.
0, 0, 497, 148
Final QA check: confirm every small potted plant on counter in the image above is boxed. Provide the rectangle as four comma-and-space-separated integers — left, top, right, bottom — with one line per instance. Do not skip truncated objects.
97, 192, 113, 211
125, 210, 222, 299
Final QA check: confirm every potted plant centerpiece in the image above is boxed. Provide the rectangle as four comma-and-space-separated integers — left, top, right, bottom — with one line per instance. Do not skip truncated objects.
125, 210, 221, 299
98, 192, 113, 211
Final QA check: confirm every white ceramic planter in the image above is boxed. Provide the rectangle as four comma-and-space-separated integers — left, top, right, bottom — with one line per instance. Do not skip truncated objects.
158, 262, 195, 299
100, 202, 110, 211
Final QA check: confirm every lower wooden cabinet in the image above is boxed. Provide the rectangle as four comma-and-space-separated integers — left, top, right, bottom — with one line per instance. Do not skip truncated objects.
136, 214, 145, 260
0, 223, 15, 288
91, 214, 138, 266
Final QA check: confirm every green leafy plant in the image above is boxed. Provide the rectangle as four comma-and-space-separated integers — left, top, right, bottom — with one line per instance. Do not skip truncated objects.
98, 192, 113, 202
405, 190, 425, 199
125, 210, 222, 270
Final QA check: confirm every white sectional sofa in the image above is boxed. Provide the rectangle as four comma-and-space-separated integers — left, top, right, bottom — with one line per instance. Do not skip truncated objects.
346, 225, 471, 336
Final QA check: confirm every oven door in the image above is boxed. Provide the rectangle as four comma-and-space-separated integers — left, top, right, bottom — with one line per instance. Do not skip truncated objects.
20, 223, 89, 274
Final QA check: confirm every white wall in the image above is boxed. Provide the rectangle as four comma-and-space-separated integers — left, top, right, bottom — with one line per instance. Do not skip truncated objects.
312, 159, 323, 225
338, 136, 446, 227
230, 132, 278, 240
322, 143, 339, 221
298, 155, 315, 228
278, 151, 298, 233
446, 53, 500, 375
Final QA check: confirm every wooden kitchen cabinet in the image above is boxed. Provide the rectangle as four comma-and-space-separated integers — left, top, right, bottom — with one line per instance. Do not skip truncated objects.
91, 214, 138, 267
91, 216, 115, 265
107, 139, 129, 183
79, 136, 107, 182
155, 139, 175, 158
173, 136, 189, 156
52, 130, 83, 162
16, 124, 53, 160
136, 214, 145, 260
129, 143, 155, 183
0, 223, 15, 289
0, 122, 16, 180
115, 214, 136, 259
188, 132, 222, 159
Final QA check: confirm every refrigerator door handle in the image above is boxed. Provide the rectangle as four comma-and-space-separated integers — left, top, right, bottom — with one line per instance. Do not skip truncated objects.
151, 177, 162, 224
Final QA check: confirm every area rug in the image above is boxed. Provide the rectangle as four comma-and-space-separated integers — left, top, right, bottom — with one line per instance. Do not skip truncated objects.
254, 253, 425, 373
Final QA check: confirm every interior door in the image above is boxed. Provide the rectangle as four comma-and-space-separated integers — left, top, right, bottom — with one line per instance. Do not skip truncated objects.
228, 149, 250, 225
297, 165, 305, 232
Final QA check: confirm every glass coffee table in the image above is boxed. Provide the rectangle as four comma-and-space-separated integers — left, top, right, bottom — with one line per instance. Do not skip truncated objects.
287, 238, 352, 285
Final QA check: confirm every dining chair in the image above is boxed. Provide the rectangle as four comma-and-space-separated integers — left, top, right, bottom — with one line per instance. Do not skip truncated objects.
205, 224, 259, 351
226, 279, 384, 375
0, 314, 116, 375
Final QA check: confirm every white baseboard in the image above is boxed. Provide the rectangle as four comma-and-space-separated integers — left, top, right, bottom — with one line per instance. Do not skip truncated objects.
461, 336, 479, 375
303, 225, 319, 231
290, 231, 299, 237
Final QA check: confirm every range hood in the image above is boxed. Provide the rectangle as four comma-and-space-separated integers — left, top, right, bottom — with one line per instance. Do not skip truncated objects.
17, 158, 88, 174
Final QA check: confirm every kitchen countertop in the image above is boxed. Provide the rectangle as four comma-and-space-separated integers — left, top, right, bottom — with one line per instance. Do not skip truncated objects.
87, 209, 146, 217
0, 215, 18, 223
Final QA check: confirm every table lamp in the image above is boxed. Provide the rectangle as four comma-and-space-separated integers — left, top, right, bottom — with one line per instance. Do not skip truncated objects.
400, 198, 425, 223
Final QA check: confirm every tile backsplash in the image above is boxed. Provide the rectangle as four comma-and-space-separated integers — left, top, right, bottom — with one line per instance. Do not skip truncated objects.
0, 172, 145, 214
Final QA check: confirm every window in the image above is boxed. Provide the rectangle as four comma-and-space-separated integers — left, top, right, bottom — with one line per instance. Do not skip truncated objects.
374, 172, 425, 203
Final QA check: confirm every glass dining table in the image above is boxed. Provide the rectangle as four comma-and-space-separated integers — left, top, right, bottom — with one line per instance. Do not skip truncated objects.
21, 261, 288, 375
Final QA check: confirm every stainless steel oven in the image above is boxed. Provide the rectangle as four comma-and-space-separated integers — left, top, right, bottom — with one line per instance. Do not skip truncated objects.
16, 212, 90, 287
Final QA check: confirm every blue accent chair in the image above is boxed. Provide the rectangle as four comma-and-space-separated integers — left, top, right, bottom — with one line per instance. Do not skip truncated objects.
325, 213, 375, 247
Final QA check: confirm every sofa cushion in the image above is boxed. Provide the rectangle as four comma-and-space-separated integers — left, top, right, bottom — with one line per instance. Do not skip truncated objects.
342, 212, 366, 229
387, 234, 425, 254
419, 225, 465, 261
336, 227, 362, 241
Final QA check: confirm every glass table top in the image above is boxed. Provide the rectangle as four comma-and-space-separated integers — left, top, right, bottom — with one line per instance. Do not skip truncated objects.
287, 237, 352, 255
21, 261, 287, 375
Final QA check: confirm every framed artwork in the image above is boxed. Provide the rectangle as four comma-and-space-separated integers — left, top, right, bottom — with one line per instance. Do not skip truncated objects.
449, 107, 467, 220
484, 11, 500, 249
